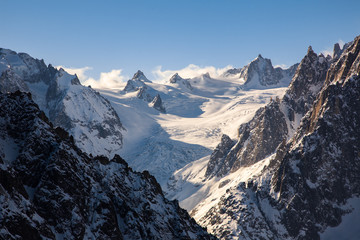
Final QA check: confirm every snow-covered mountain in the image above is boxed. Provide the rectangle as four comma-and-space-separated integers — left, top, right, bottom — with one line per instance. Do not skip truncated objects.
169, 36, 360, 239
205, 46, 331, 179
0, 48, 123, 156
0, 91, 214, 239
223, 54, 299, 89
2, 31, 358, 239
101, 68, 289, 185
169, 73, 193, 91
123, 70, 166, 112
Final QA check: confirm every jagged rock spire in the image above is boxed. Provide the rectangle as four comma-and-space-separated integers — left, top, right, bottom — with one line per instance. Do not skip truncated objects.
150, 94, 166, 113
132, 70, 151, 82
333, 43, 341, 58
132, 70, 144, 79
307, 45, 314, 54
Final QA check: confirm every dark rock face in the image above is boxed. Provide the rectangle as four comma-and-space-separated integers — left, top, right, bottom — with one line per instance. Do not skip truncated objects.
206, 101, 287, 178
242, 55, 283, 86
333, 43, 341, 58
271, 74, 360, 239
0, 48, 123, 156
0, 91, 214, 240
150, 94, 166, 113
132, 70, 151, 82
205, 46, 331, 178
205, 134, 235, 178
282, 47, 330, 120
332, 41, 353, 61
200, 35, 360, 239
325, 37, 360, 86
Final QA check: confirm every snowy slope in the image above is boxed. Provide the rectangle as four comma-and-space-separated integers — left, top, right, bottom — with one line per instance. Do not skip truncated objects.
0, 91, 214, 240
0, 48, 124, 156
169, 36, 360, 239
98, 70, 289, 185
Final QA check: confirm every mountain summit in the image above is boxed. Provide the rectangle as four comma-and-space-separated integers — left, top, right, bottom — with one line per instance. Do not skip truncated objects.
169, 73, 193, 90
124, 71, 166, 112
196, 35, 360, 239
132, 70, 151, 82
0, 91, 214, 239
224, 55, 298, 88
0, 48, 123, 156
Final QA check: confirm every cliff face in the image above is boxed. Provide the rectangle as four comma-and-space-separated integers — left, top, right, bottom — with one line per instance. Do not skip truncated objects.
0, 91, 214, 240
223, 54, 299, 88
200, 36, 360, 239
206, 46, 331, 178
0, 48, 124, 156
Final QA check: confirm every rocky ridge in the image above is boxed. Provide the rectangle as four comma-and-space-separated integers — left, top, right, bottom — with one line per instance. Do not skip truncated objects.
224, 54, 299, 88
199, 36, 360, 239
206, 46, 331, 178
124, 70, 166, 112
169, 73, 193, 91
0, 48, 123, 156
0, 91, 214, 240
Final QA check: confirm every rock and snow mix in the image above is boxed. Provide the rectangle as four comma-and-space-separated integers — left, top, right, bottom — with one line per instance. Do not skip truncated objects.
1, 34, 359, 239
0, 48, 124, 156
0, 91, 214, 239
168, 36, 360, 239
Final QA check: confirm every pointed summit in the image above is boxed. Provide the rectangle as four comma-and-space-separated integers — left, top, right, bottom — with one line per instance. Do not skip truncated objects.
333, 43, 341, 58
132, 70, 151, 82
169, 73, 193, 90
307, 46, 314, 55
132, 70, 144, 79
202, 72, 211, 79
257, 54, 263, 59
169, 73, 183, 83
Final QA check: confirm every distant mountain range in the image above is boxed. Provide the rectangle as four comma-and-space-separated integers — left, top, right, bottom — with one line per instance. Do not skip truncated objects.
1, 34, 359, 239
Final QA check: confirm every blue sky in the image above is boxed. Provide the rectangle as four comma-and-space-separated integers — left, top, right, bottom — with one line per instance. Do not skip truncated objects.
2, 0, 360, 85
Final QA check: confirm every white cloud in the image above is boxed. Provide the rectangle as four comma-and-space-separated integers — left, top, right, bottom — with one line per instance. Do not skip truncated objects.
56, 66, 128, 89
56, 63, 239, 89
152, 64, 234, 82
56, 66, 92, 82
274, 64, 289, 69
321, 49, 333, 57
83, 69, 128, 89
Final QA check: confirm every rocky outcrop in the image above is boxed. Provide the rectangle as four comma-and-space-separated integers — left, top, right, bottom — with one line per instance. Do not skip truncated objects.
199, 35, 360, 239
282, 47, 330, 123
169, 73, 193, 90
123, 70, 166, 113
0, 91, 214, 240
150, 94, 166, 113
223, 54, 298, 88
206, 46, 331, 178
205, 134, 235, 178
0, 48, 123, 156
123, 70, 151, 92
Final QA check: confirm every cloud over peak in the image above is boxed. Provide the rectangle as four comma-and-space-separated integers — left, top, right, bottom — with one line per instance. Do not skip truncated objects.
57, 66, 128, 89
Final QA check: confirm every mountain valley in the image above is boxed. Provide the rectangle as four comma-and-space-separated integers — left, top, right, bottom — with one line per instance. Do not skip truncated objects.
1, 34, 359, 239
